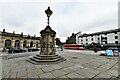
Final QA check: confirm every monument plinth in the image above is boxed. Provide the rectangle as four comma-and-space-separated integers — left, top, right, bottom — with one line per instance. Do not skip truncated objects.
28, 7, 66, 64
40, 25, 56, 55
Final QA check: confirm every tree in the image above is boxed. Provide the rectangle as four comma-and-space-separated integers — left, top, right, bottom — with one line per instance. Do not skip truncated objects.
56, 38, 62, 46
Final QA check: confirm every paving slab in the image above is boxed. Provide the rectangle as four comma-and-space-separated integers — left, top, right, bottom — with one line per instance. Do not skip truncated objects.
27, 72, 38, 78
95, 72, 113, 78
27, 78, 40, 80
62, 67, 75, 73
66, 72, 85, 78
58, 61, 76, 68
39, 72, 55, 78
75, 68, 97, 78
106, 69, 118, 77
50, 64, 62, 70
1, 50, 118, 79
51, 69, 68, 78
16, 70, 27, 78
41, 66, 55, 73
96, 65, 111, 72
9, 71, 17, 78
83, 68, 100, 75
58, 75, 69, 78
28, 75, 39, 78
34, 68, 44, 75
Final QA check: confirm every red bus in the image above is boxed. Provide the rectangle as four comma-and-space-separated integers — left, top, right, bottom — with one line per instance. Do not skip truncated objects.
64, 44, 85, 50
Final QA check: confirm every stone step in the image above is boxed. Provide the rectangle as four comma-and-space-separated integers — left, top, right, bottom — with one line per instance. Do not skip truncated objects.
54, 58, 66, 63
27, 59, 38, 64
27, 57, 66, 65
33, 55, 61, 60
36, 54, 58, 57
27, 54, 66, 64
30, 56, 64, 62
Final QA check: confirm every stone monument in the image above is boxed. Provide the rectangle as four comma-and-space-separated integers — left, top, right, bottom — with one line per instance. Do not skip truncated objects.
28, 7, 66, 64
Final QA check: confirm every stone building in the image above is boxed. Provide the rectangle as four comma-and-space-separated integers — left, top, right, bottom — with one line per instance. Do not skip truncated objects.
0, 29, 40, 49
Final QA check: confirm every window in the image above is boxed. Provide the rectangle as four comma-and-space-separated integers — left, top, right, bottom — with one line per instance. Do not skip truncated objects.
86, 43, 88, 44
86, 39, 88, 41
105, 33, 107, 35
91, 38, 93, 41
105, 41, 107, 44
81, 39, 83, 41
115, 36, 118, 39
115, 41, 118, 44
98, 37, 100, 40
114, 32, 117, 34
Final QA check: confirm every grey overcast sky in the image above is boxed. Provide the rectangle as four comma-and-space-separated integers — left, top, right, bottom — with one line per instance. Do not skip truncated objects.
0, 0, 119, 42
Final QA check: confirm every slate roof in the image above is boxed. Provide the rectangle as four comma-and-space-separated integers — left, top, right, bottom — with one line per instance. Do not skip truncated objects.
2, 32, 40, 40
78, 28, 120, 38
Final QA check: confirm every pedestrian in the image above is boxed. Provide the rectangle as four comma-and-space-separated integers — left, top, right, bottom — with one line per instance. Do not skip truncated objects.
94, 45, 98, 52
60, 45, 63, 51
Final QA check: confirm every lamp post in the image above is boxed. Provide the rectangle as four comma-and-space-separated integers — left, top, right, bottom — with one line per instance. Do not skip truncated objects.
28, 7, 66, 64
45, 7, 53, 26
39, 6, 56, 55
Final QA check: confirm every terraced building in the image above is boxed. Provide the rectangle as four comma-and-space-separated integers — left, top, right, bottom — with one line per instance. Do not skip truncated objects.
0, 29, 40, 49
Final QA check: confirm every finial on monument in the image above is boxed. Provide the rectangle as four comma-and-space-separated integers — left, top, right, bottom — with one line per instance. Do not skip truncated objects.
45, 6, 53, 26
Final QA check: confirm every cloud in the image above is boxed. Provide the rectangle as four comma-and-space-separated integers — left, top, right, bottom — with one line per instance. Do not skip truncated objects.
0, 0, 119, 42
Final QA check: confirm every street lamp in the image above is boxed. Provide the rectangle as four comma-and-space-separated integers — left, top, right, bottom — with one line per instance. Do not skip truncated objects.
28, 6, 66, 64
45, 7, 53, 25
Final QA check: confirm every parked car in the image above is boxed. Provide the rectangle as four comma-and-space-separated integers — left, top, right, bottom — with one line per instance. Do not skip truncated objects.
99, 51, 107, 56
22, 48, 28, 52
28, 47, 39, 52
8, 48, 27, 53
119, 48, 120, 52
99, 47, 119, 56
108, 48, 119, 56
0, 47, 3, 52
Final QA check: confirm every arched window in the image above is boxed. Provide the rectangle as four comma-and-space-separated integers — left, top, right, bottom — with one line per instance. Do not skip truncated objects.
36, 41, 39, 47
30, 41, 33, 47
23, 41, 27, 48
5, 39, 11, 49
14, 40, 20, 48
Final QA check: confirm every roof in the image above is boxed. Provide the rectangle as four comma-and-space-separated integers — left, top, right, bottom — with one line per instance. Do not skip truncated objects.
40, 25, 56, 35
2, 32, 40, 40
78, 28, 120, 38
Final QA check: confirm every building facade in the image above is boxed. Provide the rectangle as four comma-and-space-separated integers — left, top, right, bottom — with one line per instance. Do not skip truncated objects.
75, 31, 82, 45
0, 31, 2, 48
0, 29, 41, 49
77, 28, 120, 48
119, 2, 120, 44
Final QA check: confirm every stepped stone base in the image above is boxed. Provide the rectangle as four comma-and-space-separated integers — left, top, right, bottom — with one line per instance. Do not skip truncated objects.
27, 54, 66, 64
